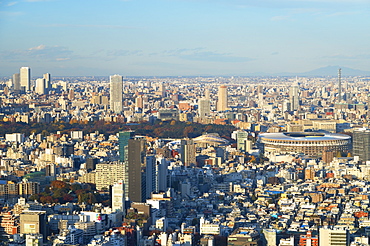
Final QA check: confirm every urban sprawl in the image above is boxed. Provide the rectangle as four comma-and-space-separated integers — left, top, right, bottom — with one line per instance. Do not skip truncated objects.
1, 67, 370, 246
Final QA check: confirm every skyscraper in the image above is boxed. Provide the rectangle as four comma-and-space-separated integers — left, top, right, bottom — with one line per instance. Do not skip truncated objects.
111, 180, 125, 214
126, 137, 146, 202
119, 131, 135, 162
181, 139, 196, 167
110, 75, 123, 113
289, 83, 299, 111
12, 73, 20, 91
198, 98, 210, 121
353, 128, 370, 162
43, 73, 51, 90
20, 67, 30, 91
217, 85, 228, 112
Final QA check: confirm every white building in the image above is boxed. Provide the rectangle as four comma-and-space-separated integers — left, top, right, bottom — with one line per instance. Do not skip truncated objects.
109, 75, 123, 113
112, 181, 125, 214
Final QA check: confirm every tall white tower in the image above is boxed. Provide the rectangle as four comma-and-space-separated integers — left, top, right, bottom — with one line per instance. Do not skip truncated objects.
20, 67, 30, 91
110, 74, 123, 113
217, 85, 228, 112
112, 180, 125, 214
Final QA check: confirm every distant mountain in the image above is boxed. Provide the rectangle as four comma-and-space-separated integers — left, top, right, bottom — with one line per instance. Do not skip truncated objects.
298, 66, 370, 77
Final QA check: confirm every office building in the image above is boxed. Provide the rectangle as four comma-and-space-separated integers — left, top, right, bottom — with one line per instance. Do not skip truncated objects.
235, 131, 248, 152
111, 181, 125, 214
198, 98, 210, 120
217, 85, 228, 112
43, 73, 51, 90
85, 158, 98, 172
119, 131, 135, 162
20, 211, 47, 239
181, 139, 196, 167
289, 82, 299, 111
353, 128, 370, 162
126, 137, 146, 202
12, 73, 20, 91
155, 157, 170, 193
319, 228, 349, 246
95, 163, 125, 190
35, 78, 45, 94
109, 74, 123, 113
20, 67, 31, 91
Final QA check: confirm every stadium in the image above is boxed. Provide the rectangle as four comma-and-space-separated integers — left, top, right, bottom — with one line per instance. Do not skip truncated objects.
258, 132, 351, 156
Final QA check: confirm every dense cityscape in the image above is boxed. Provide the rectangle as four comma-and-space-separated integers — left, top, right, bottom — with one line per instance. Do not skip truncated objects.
0, 67, 370, 245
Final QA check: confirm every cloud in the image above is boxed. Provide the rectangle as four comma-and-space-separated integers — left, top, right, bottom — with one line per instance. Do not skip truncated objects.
0, 44, 73, 62
323, 54, 370, 59
161, 48, 254, 63
41, 24, 137, 29
0, 11, 22, 17
24, 0, 51, 2
106, 49, 143, 56
7, 1, 18, 6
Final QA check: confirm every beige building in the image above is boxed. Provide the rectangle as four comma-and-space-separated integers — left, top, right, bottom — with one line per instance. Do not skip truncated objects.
217, 85, 228, 112
95, 163, 125, 190
319, 228, 349, 246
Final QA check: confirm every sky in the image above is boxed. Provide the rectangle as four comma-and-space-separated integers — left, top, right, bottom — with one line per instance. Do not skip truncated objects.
0, 0, 369, 76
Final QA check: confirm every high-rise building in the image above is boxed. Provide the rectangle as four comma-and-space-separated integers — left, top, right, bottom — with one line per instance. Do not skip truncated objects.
145, 155, 156, 199
181, 140, 196, 167
12, 73, 20, 91
119, 131, 135, 162
289, 83, 300, 111
20, 67, 30, 91
198, 98, 210, 120
353, 128, 370, 162
43, 73, 51, 90
236, 131, 248, 152
126, 137, 146, 202
217, 85, 228, 112
319, 228, 349, 246
155, 157, 169, 193
95, 163, 125, 190
111, 180, 125, 214
109, 75, 123, 113
35, 78, 45, 94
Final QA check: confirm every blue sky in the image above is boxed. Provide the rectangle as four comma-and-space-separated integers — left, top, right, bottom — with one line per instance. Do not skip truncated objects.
0, 0, 369, 76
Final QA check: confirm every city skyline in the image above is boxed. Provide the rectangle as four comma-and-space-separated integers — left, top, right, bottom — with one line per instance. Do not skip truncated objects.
0, 0, 369, 76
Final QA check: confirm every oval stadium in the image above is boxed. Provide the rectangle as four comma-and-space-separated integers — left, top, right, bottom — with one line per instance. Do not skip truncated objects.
258, 132, 351, 156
